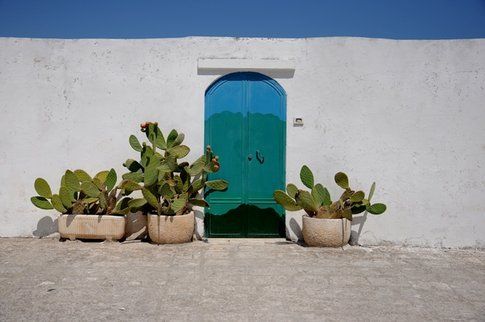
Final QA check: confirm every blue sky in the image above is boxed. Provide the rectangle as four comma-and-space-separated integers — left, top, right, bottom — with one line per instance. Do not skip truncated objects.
0, 0, 484, 39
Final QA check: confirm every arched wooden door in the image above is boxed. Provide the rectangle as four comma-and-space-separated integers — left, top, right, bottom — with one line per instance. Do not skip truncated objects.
204, 72, 286, 237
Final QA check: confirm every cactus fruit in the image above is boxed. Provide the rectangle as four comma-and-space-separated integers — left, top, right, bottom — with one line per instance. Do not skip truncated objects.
273, 165, 387, 220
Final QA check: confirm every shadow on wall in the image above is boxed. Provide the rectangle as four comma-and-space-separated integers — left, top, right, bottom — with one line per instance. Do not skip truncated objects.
350, 212, 368, 245
33, 216, 58, 237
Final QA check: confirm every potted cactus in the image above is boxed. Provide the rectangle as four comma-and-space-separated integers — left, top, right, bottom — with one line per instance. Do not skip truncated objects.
273, 165, 387, 247
31, 168, 132, 241
120, 122, 228, 244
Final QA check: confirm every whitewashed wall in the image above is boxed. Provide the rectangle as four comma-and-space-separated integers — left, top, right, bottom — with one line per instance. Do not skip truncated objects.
0, 37, 484, 248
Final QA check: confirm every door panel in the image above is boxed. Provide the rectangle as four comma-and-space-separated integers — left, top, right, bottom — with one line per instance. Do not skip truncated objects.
246, 80, 286, 236
205, 72, 286, 237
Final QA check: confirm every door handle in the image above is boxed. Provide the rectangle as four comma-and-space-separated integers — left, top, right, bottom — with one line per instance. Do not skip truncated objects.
248, 154, 253, 161
256, 150, 264, 164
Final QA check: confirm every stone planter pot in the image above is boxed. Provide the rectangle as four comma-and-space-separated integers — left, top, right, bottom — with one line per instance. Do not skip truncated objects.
58, 214, 126, 241
302, 215, 351, 247
147, 212, 194, 244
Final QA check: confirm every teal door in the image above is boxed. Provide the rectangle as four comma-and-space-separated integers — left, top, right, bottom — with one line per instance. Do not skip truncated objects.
204, 72, 286, 237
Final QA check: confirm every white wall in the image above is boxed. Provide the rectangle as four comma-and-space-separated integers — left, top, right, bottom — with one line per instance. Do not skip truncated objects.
0, 37, 484, 247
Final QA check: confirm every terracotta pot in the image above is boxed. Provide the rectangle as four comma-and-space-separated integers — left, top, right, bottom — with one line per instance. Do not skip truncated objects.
58, 214, 126, 241
147, 212, 194, 244
124, 211, 147, 240
302, 215, 351, 247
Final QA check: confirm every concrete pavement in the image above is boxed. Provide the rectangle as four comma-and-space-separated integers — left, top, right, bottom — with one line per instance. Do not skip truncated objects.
0, 238, 484, 321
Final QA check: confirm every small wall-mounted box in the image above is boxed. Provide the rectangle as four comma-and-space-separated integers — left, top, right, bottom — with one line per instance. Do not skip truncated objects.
293, 118, 303, 127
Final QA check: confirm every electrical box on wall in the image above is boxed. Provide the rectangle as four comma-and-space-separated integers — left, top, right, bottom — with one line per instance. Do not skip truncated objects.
293, 117, 303, 127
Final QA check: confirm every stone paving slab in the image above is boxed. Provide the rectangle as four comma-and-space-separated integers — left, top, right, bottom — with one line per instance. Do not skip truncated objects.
0, 238, 484, 321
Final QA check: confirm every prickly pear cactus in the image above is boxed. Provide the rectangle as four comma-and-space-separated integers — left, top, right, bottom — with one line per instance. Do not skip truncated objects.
31, 168, 129, 216
121, 122, 229, 216
273, 165, 387, 220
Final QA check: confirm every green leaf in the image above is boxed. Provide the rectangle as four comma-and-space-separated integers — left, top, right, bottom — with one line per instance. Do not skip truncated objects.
205, 179, 228, 191
98, 193, 108, 209
122, 171, 144, 183
311, 184, 330, 207
172, 133, 185, 147
114, 197, 131, 210
166, 129, 179, 148
296, 190, 318, 212
185, 157, 205, 176
368, 182, 376, 202
191, 178, 204, 192
110, 208, 130, 216
154, 126, 167, 150
157, 163, 172, 174
51, 194, 67, 213
34, 178, 52, 198
59, 187, 73, 208
105, 168, 117, 191
144, 162, 159, 187
189, 198, 209, 207
171, 197, 187, 213
31, 196, 53, 210
273, 190, 301, 211
367, 203, 387, 215
81, 181, 101, 197
129, 135, 142, 152
335, 172, 349, 189
350, 191, 365, 203
74, 169, 92, 182
168, 145, 190, 158
64, 170, 80, 192
321, 186, 332, 206
286, 183, 298, 199
300, 165, 314, 189
128, 198, 147, 209
351, 205, 367, 214
83, 197, 99, 204
142, 188, 159, 208
341, 209, 353, 221
165, 155, 178, 171
123, 159, 143, 172
93, 178, 104, 190
120, 180, 142, 191
94, 170, 109, 184
159, 183, 174, 198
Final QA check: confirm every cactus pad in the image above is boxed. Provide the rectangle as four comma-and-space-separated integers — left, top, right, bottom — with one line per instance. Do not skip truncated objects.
300, 165, 314, 189
273, 190, 301, 211
34, 178, 52, 199
31, 196, 53, 210
334, 172, 349, 189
